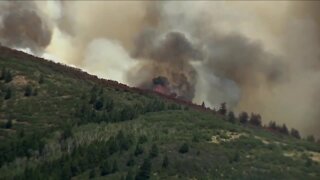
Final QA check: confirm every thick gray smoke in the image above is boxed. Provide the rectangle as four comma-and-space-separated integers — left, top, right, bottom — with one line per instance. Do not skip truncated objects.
0, 1, 319, 137
0, 1, 52, 54
130, 30, 202, 100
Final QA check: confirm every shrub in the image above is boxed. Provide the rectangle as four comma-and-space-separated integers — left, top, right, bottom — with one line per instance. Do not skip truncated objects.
179, 143, 189, 154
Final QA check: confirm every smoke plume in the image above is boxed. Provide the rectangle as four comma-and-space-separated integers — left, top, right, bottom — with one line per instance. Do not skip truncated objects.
130, 30, 202, 100
0, 1, 52, 54
0, 1, 320, 137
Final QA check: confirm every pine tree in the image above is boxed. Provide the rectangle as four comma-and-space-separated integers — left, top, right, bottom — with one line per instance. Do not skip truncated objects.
138, 135, 148, 144
179, 143, 189, 154
134, 144, 144, 156
149, 144, 159, 158
291, 128, 301, 139
0, 67, 5, 80
4, 87, 12, 100
126, 169, 134, 180
89, 169, 95, 179
162, 155, 169, 168
307, 135, 315, 142
4, 70, 12, 83
24, 85, 33, 97
108, 136, 119, 155
94, 98, 104, 110
135, 158, 151, 180
218, 102, 227, 116
112, 160, 118, 173
38, 74, 44, 84
239, 112, 249, 124
280, 124, 289, 135
33, 88, 38, 96
227, 111, 236, 123
5, 119, 12, 129
127, 155, 135, 166
100, 160, 112, 176
249, 113, 262, 127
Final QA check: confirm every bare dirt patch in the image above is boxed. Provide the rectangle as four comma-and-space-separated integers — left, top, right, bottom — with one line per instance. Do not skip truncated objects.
284, 150, 320, 163
11, 75, 29, 87
211, 130, 247, 144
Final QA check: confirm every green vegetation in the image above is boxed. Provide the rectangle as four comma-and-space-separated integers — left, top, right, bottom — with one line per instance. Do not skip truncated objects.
0, 47, 319, 179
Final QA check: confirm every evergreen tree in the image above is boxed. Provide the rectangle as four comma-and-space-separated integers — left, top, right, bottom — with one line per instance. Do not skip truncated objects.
149, 144, 159, 158
268, 121, 277, 130
179, 143, 189, 154
138, 135, 148, 144
126, 169, 135, 180
94, 98, 104, 110
100, 160, 112, 176
134, 144, 144, 156
135, 158, 151, 180
291, 128, 301, 139
4, 87, 11, 100
112, 160, 118, 173
117, 130, 131, 151
0, 67, 5, 80
5, 119, 12, 129
280, 124, 289, 135
89, 93, 97, 104
108, 136, 119, 155
307, 135, 315, 142
249, 113, 262, 127
127, 155, 135, 166
218, 102, 227, 116
162, 155, 169, 168
227, 111, 236, 123
38, 74, 44, 84
239, 112, 249, 124
33, 88, 38, 96
89, 169, 96, 179
4, 70, 12, 83
24, 85, 33, 97
105, 98, 114, 112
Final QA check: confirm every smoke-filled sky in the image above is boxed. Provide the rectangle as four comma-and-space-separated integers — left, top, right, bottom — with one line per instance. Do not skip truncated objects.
0, 1, 320, 137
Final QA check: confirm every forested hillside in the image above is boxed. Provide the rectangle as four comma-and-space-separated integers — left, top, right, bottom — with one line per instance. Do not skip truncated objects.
0, 46, 319, 180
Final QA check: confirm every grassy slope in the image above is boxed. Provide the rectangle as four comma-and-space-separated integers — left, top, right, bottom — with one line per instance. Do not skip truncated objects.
0, 47, 319, 180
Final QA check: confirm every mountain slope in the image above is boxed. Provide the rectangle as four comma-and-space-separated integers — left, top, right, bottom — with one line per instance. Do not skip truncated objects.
0, 46, 319, 179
